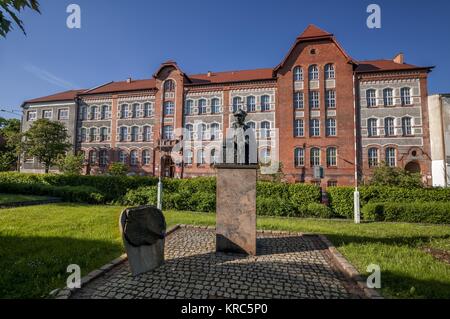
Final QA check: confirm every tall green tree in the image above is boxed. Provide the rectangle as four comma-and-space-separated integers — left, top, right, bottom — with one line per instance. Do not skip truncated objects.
22, 119, 71, 173
0, 0, 41, 38
0, 117, 20, 171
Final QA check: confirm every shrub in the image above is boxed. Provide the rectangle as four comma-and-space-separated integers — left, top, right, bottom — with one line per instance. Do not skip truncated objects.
107, 162, 128, 176
121, 186, 157, 206
327, 187, 355, 218
56, 154, 84, 175
288, 183, 322, 208
362, 202, 450, 224
257, 196, 296, 217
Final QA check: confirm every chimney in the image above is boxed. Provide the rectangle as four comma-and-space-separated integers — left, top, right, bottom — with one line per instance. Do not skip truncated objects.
393, 53, 404, 64
127, 77, 132, 83
207, 71, 212, 77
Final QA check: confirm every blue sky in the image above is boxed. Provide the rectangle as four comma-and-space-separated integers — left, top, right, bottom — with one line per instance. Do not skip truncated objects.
1, 0, 449, 119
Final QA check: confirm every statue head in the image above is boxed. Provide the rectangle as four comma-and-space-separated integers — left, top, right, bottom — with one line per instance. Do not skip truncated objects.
233, 109, 247, 126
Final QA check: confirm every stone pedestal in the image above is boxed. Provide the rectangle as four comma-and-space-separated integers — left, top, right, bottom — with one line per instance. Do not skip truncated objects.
215, 164, 258, 255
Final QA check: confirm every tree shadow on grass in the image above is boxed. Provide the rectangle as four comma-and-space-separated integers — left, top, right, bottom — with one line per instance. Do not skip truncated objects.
0, 235, 123, 299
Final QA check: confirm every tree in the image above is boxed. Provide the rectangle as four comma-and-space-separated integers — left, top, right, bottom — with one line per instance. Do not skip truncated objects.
108, 162, 128, 176
0, 117, 20, 171
22, 119, 71, 173
56, 153, 84, 175
0, 0, 41, 38
369, 163, 423, 188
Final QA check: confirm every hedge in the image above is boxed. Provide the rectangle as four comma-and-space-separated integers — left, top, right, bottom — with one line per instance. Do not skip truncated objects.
362, 202, 450, 224
328, 186, 450, 218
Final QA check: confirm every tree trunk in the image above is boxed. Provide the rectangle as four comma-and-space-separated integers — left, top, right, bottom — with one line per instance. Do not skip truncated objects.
45, 165, 49, 174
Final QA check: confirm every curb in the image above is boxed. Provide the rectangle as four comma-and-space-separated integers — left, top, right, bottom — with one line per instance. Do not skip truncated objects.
52, 224, 182, 299
318, 234, 383, 299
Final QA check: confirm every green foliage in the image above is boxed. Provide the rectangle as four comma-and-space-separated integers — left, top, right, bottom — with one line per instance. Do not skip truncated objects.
0, 0, 41, 37
107, 162, 128, 176
56, 154, 84, 175
369, 164, 423, 188
0, 117, 20, 171
21, 119, 71, 173
121, 186, 157, 207
363, 202, 450, 224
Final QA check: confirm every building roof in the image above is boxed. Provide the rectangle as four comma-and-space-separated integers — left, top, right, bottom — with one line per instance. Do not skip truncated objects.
187, 68, 275, 85
297, 24, 333, 40
23, 89, 84, 104
356, 59, 433, 73
81, 79, 157, 95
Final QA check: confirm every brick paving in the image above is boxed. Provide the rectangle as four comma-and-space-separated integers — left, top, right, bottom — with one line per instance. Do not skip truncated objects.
69, 226, 364, 299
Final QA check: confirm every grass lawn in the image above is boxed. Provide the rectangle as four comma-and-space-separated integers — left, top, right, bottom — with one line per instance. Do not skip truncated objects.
0, 204, 449, 299
0, 194, 50, 205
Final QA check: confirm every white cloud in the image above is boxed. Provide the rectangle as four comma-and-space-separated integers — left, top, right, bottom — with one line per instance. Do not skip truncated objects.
23, 64, 78, 90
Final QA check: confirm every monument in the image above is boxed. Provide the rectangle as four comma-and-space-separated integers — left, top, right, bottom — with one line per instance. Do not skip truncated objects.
215, 109, 258, 255
119, 205, 166, 276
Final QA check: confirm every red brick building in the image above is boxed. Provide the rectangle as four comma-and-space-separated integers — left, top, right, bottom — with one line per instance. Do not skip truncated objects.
20, 25, 433, 187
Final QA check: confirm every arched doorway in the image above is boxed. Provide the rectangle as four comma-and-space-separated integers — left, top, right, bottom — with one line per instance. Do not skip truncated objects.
161, 155, 175, 178
405, 161, 421, 174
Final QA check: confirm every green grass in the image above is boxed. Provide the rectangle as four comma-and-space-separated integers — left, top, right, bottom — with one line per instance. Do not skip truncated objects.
0, 204, 449, 299
0, 193, 50, 204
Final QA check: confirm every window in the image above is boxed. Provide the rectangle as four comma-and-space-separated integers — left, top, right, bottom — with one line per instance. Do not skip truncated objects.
184, 149, 193, 164
310, 148, 320, 167
142, 150, 151, 165
233, 97, 243, 113
294, 92, 304, 109
120, 127, 128, 141
101, 105, 109, 120
89, 150, 97, 165
260, 148, 271, 165
185, 100, 194, 115
211, 98, 220, 114
327, 180, 338, 187
366, 89, 377, 107
130, 150, 138, 166
383, 88, 393, 106
100, 127, 108, 141
131, 126, 139, 142
385, 147, 396, 167
89, 127, 97, 142
384, 117, 395, 136
401, 87, 411, 106
58, 109, 68, 120
164, 80, 175, 92
210, 123, 220, 140
246, 96, 256, 112
325, 64, 335, 79
310, 119, 320, 137
309, 91, 319, 109
143, 126, 152, 141
294, 148, 304, 167
81, 106, 88, 120
294, 119, 304, 137
164, 101, 174, 116
402, 117, 412, 136
119, 150, 127, 164
368, 148, 378, 167
247, 121, 256, 131
198, 99, 207, 115
120, 104, 128, 119
326, 118, 336, 136
143, 103, 153, 117
43, 110, 52, 119
309, 65, 319, 80
368, 118, 378, 137
90, 106, 97, 120
99, 150, 108, 167
185, 124, 194, 140
197, 149, 205, 165
80, 128, 87, 142
326, 147, 337, 167
198, 124, 207, 140
325, 90, 336, 108
131, 103, 139, 118
261, 95, 271, 111
27, 111, 37, 121
293, 66, 303, 81
211, 149, 220, 164
261, 121, 271, 138
163, 125, 174, 140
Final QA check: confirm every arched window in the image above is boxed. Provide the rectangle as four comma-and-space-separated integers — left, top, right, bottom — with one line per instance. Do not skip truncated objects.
90, 106, 98, 120
80, 128, 87, 142
385, 147, 396, 167
184, 149, 193, 165
293, 66, 303, 81
118, 150, 127, 164
101, 105, 109, 120
384, 117, 395, 136
232, 97, 242, 113
88, 150, 97, 165
196, 149, 205, 165
185, 124, 194, 140
310, 148, 320, 167
163, 125, 173, 140
198, 99, 207, 114
89, 127, 97, 142
185, 100, 194, 115
210, 148, 220, 164
164, 101, 174, 116
198, 123, 207, 140
326, 118, 336, 136
294, 92, 304, 109
130, 126, 139, 142
142, 150, 151, 165
131, 103, 139, 118
81, 106, 88, 120
401, 87, 411, 106
402, 117, 412, 136
211, 98, 220, 114
210, 123, 220, 140
120, 126, 128, 141
260, 148, 271, 165
120, 104, 128, 119
294, 119, 304, 137
326, 147, 337, 167
366, 89, 377, 107
100, 127, 108, 141
368, 148, 378, 167
260, 121, 271, 138
294, 148, 304, 167
325, 64, 335, 79
130, 150, 138, 166
99, 149, 108, 167
246, 96, 256, 112
309, 65, 319, 80
383, 88, 394, 106
310, 119, 320, 137
143, 126, 152, 142
164, 79, 175, 92
261, 95, 270, 112
368, 118, 378, 137
143, 103, 153, 117
247, 121, 256, 130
